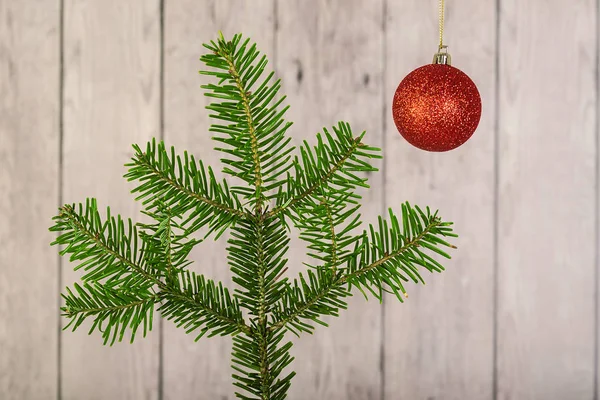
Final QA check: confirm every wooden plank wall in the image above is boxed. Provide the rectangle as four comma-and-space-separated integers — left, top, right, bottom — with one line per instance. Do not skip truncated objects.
496, 1, 597, 399
0, 1, 60, 399
0, 0, 598, 399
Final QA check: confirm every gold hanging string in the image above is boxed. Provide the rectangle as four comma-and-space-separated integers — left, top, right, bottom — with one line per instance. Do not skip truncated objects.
438, 0, 445, 51
433, 0, 451, 64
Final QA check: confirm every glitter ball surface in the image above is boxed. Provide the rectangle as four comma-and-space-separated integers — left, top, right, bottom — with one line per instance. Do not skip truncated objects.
392, 64, 482, 152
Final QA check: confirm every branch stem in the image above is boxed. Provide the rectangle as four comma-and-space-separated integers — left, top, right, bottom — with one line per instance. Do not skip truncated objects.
254, 218, 271, 398
219, 47, 264, 212
322, 199, 338, 275
64, 295, 158, 316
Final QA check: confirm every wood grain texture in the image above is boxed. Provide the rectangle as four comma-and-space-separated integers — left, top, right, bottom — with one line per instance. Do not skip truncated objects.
61, 1, 161, 398
162, 1, 274, 398
597, 3, 600, 398
0, 1, 60, 398
384, 1, 496, 399
275, 1, 384, 399
497, 1, 597, 399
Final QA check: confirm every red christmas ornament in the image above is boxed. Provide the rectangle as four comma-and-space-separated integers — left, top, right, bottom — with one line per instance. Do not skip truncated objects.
392, 62, 481, 152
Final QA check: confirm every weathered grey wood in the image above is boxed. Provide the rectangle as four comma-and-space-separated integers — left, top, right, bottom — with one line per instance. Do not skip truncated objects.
276, 1, 384, 398
0, 1, 60, 398
497, 1, 596, 399
597, 5, 600, 399
384, 1, 496, 399
162, 1, 275, 398
61, 1, 161, 398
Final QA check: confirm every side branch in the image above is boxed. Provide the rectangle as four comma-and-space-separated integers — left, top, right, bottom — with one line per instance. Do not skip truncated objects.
53, 201, 251, 340
266, 137, 362, 218
161, 290, 251, 336
134, 153, 245, 219
269, 216, 447, 332
61, 281, 158, 345
59, 204, 165, 289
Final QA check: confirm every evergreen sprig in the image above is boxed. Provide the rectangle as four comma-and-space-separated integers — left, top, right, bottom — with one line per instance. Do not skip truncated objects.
125, 139, 244, 239
61, 281, 157, 346
228, 217, 290, 317
51, 199, 163, 289
159, 271, 248, 338
271, 204, 457, 335
232, 330, 295, 400
279, 122, 381, 269
50, 32, 458, 400
200, 34, 295, 211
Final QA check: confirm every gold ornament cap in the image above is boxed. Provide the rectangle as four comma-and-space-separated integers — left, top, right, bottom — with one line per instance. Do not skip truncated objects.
432, 45, 451, 66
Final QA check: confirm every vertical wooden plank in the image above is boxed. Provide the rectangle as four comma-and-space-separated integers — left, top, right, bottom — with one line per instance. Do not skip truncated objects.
497, 1, 596, 399
597, 1, 600, 397
0, 1, 60, 398
162, 1, 274, 398
61, 1, 161, 398
276, 1, 384, 399
384, 0, 496, 399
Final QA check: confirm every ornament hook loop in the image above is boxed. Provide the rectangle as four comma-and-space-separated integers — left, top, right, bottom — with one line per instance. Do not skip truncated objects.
433, 45, 452, 66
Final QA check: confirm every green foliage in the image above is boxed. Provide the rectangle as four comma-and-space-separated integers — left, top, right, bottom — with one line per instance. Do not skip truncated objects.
271, 204, 457, 335
279, 122, 380, 269
51, 199, 162, 288
159, 271, 247, 338
61, 281, 157, 346
232, 330, 295, 400
200, 34, 294, 210
50, 32, 458, 400
125, 139, 245, 239
228, 218, 290, 317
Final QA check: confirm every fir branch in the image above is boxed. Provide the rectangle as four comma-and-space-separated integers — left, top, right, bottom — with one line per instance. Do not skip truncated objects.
200, 33, 295, 209
125, 139, 244, 239
269, 268, 350, 336
50, 32, 460, 400
273, 122, 376, 273
133, 151, 244, 217
256, 219, 270, 397
266, 129, 365, 218
322, 200, 338, 274
52, 199, 250, 340
227, 218, 289, 317
61, 282, 157, 345
217, 38, 264, 210
159, 271, 249, 338
51, 200, 164, 289
290, 191, 363, 280
138, 204, 201, 286
269, 203, 457, 334
227, 215, 290, 397
149, 206, 176, 282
